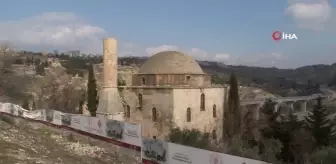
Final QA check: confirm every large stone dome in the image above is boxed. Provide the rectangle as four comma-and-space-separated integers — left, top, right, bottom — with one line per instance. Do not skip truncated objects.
138, 51, 204, 74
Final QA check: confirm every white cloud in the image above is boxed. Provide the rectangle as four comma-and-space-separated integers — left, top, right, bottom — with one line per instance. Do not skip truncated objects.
271, 52, 285, 60
0, 12, 106, 53
145, 45, 179, 54
0, 12, 290, 67
286, 0, 333, 30
214, 53, 230, 62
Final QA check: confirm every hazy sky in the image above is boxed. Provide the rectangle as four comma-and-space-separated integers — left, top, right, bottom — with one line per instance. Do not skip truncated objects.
0, 0, 335, 68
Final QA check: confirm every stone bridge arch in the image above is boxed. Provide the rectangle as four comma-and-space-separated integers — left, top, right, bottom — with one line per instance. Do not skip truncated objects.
239, 95, 327, 121
276, 100, 308, 114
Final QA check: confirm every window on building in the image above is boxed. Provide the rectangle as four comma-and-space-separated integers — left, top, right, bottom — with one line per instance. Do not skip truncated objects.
200, 93, 205, 111
187, 107, 191, 122
152, 107, 157, 121
126, 105, 130, 118
186, 75, 191, 82
138, 94, 142, 110
213, 104, 216, 117
142, 77, 145, 85
212, 130, 217, 139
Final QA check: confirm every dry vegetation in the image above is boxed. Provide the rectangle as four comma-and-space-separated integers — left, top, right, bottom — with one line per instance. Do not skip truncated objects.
0, 114, 141, 164
0, 46, 86, 113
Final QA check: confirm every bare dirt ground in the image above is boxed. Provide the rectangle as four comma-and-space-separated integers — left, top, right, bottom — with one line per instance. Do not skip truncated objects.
0, 114, 141, 164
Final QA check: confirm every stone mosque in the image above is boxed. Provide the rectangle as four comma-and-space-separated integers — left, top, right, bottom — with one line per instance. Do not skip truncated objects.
97, 38, 228, 140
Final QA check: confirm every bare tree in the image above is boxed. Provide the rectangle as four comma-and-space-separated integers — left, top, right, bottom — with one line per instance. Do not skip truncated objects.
35, 72, 86, 113
0, 42, 19, 74
0, 74, 33, 103
0, 41, 15, 56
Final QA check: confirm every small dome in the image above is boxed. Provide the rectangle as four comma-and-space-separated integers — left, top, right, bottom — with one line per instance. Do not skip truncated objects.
138, 51, 204, 74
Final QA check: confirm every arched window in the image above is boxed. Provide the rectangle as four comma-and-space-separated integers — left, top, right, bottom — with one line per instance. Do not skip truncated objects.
138, 93, 142, 110
186, 75, 191, 82
212, 130, 217, 139
200, 93, 205, 111
213, 104, 217, 117
152, 107, 157, 121
187, 107, 191, 122
142, 77, 145, 85
126, 105, 130, 118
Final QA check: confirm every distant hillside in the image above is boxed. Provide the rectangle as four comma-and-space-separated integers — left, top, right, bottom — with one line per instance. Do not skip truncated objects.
117, 57, 336, 96
10, 52, 336, 97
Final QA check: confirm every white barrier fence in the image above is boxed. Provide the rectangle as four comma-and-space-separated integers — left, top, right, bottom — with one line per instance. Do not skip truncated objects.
0, 102, 269, 164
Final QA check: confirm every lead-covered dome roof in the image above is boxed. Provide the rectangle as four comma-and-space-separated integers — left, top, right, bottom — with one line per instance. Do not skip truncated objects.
138, 51, 204, 74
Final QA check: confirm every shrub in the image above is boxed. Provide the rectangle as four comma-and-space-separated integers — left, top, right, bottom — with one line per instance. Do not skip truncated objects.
167, 127, 212, 150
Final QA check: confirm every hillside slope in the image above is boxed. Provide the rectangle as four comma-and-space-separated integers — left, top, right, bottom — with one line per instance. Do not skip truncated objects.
0, 114, 140, 164
117, 57, 336, 96
115, 57, 336, 85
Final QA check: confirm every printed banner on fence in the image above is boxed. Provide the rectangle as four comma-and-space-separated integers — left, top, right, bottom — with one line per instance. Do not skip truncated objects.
167, 142, 268, 164
22, 110, 42, 120
45, 110, 54, 122
70, 115, 86, 131
52, 110, 63, 126
167, 142, 216, 164
83, 116, 105, 137
2, 103, 11, 114
0, 102, 4, 112
105, 119, 142, 147
141, 137, 168, 164
2, 103, 9, 113
41, 109, 63, 125
15, 105, 25, 117
40, 109, 47, 121
217, 150, 268, 164
61, 114, 72, 126
4, 103, 20, 116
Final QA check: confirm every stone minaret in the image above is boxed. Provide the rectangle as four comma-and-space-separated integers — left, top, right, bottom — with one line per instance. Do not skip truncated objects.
103, 38, 118, 87
96, 38, 125, 120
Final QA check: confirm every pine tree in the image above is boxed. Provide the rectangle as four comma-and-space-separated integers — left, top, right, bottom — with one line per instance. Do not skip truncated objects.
241, 109, 257, 145
280, 111, 303, 162
224, 73, 241, 138
78, 92, 86, 114
305, 97, 335, 148
87, 64, 98, 116
259, 99, 281, 139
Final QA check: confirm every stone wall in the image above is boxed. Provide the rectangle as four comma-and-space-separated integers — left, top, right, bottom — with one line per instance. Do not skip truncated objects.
173, 87, 226, 140
119, 87, 174, 139
118, 86, 226, 140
